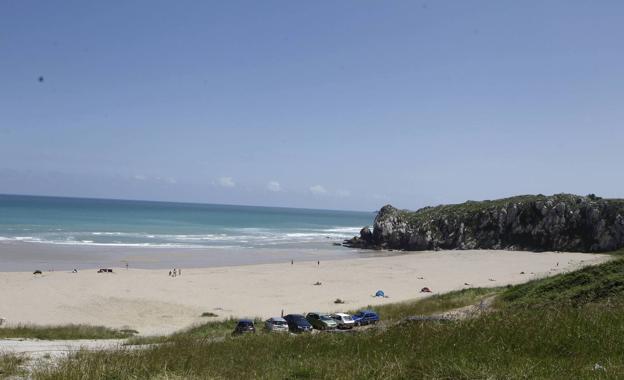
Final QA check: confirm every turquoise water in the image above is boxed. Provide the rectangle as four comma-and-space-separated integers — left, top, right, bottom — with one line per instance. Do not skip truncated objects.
0, 195, 372, 249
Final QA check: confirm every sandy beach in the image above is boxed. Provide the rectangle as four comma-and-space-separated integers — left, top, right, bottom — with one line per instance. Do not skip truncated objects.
0, 250, 609, 336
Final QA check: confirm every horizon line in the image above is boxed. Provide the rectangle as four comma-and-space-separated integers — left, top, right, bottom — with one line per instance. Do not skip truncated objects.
0, 192, 376, 214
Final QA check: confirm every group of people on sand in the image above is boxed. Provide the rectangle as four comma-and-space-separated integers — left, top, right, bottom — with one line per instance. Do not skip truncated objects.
169, 268, 181, 277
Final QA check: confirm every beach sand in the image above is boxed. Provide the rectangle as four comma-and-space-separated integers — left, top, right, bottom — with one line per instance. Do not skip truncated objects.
0, 250, 609, 336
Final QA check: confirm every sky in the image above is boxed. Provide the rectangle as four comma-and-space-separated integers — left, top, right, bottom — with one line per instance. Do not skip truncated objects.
1, 1, 623, 211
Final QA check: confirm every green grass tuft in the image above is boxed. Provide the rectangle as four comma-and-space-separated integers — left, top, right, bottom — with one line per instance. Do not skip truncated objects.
0, 324, 137, 340
0, 353, 27, 378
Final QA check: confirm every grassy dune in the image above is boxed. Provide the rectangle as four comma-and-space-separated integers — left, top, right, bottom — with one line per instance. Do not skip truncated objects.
0, 353, 26, 378
0, 324, 137, 340
34, 300, 624, 379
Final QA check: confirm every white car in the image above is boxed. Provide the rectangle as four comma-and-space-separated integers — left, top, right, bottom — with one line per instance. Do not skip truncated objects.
331, 313, 355, 329
264, 317, 289, 333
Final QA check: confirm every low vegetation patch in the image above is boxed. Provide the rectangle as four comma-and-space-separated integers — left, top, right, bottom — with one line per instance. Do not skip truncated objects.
0, 324, 137, 340
200, 312, 218, 317
499, 257, 624, 308
0, 353, 26, 378
360, 286, 500, 323
125, 317, 264, 346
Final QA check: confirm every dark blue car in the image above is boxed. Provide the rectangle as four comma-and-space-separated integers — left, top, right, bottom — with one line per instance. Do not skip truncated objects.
232, 319, 256, 335
352, 310, 380, 326
283, 314, 313, 333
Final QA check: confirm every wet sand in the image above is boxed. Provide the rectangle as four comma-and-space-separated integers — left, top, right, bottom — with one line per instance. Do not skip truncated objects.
0, 241, 371, 272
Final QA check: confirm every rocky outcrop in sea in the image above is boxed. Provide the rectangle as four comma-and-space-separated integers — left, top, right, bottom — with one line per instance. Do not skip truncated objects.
345, 194, 624, 253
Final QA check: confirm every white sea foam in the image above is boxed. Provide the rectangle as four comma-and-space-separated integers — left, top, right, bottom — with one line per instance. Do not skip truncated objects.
0, 225, 362, 248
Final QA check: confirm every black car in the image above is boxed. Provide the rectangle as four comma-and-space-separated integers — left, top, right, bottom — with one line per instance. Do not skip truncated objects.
232, 319, 256, 335
283, 314, 313, 333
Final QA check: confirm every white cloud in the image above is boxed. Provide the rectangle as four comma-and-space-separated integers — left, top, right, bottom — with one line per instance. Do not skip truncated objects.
132, 175, 176, 185
267, 181, 282, 192
309, 184, 327, 195
216, 177, 236, 188
336, 189, 351, 197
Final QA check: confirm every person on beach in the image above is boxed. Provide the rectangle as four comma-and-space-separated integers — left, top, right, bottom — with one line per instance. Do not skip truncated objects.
169, 270, 172, 277
291, 260, 293, 265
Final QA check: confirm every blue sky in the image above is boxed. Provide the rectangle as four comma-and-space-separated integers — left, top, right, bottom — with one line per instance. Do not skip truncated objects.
1, 1, 623, 211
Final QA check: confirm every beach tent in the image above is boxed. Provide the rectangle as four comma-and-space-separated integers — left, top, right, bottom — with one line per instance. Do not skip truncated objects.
375, 290, 385, 297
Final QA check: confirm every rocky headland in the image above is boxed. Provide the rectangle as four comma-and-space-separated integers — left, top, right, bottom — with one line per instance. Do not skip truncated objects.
345, 194, 624, 253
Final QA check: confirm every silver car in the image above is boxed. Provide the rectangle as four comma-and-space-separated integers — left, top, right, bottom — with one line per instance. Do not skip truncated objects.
331, 313, 355, 329
264, 317, 289, 332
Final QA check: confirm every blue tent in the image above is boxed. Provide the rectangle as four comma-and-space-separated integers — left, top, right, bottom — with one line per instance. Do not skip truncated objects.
375, 290, 385, 297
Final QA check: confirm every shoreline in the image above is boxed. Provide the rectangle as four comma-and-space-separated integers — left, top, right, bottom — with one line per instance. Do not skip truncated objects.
0, 240, 378, 272
0, 249, 610, 336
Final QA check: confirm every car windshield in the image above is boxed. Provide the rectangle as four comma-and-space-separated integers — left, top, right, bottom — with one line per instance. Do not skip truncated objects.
273, 321, 287, 326
320, 315, 333, 321
343, 316, 353, 321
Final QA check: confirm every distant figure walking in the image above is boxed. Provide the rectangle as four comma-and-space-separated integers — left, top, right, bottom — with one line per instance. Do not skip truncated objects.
179, 268, 181, 276
126, 262, 129, 270
169, 270, 172, 277
291, 260, 293, 265
317, 261, 320, 267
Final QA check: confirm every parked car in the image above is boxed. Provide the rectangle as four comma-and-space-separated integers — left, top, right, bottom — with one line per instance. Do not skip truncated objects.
306, 312, 338, 330
330, 313, 355, 329
352, 310, 380, 326
283, 314, 313, 333
232, 319, 256, 335
264, 317, 289, 333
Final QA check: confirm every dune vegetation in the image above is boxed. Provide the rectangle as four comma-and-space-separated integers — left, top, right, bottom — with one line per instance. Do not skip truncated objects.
0, 324, 137, 340
0, 353, 26, 378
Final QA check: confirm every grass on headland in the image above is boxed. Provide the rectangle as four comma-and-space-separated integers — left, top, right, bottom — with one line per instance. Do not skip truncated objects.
0, 324, 137, 340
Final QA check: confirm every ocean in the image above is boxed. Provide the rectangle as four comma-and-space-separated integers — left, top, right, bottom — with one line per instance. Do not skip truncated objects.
0, 194, 372, 250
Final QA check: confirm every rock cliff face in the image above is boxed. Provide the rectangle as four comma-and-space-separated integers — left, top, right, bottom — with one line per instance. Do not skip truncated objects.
345, 194, 624, 253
